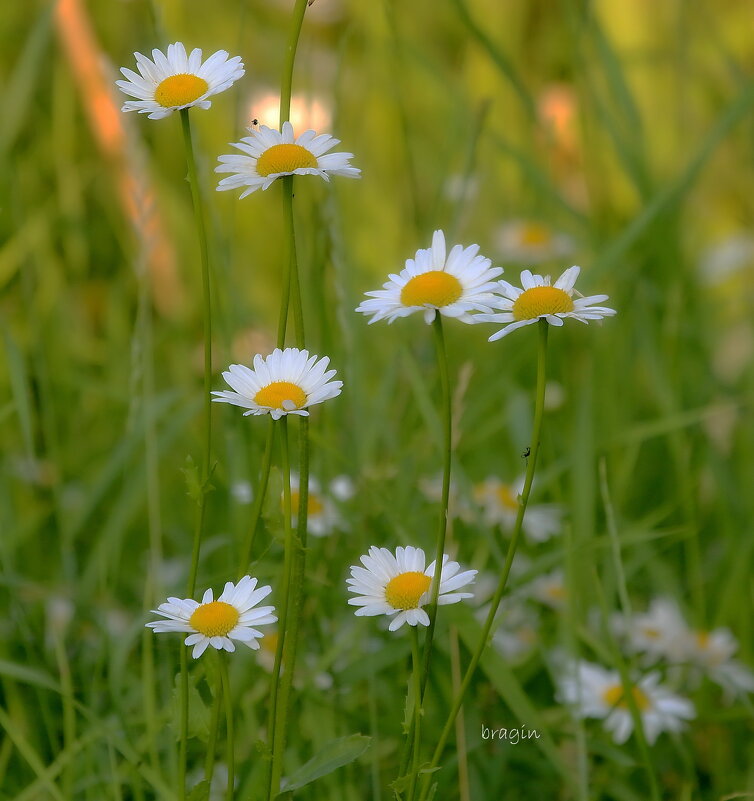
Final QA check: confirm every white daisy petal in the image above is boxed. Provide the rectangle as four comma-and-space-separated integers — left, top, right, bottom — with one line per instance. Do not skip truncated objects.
117, 43, 245, 118
356, 230, 502, 325
346, 545, 476, 633
213, 348, 342, 420
146, 576, 276, 659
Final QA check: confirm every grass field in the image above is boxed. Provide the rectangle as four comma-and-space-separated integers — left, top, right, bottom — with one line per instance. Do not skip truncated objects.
2, 0, 754, 799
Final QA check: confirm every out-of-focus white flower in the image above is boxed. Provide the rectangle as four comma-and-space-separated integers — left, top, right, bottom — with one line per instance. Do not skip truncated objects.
530, 570, 567, 609
612, 598, 689, 663
247, 90, 332, 132
231, 481, 253, 505
685, 628, 754, 699
473, 476, 562, 543
494, 220, 575, 264
557, 660, 695, 744
698, 233, 754, 285
286, 473, 352, 537
419, 474, 476, 523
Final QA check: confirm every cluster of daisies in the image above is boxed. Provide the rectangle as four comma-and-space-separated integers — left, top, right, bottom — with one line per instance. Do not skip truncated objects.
120, 43, 751, 757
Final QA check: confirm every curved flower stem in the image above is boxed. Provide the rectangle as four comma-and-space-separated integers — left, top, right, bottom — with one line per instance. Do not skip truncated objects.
219, 656, 235, 801
237, 417, 276, 578
266, 417, 293, 801
407, 627, 423, 801
279, 0, 309, 128
179, 106, 214, 801
418, 319, 549, 801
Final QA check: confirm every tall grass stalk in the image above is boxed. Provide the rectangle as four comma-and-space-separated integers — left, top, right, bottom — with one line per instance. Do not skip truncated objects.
418, 319, 549, 801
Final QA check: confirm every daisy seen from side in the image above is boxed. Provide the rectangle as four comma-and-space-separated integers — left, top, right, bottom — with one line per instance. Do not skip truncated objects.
356, 230, 503, 325
347, 546, 477, 632
216, 121, 360, 197
116, 43, 244, 120
146, 575, 276, 658
212, 348, 342, 421
557, 660, 695, 744
477, 265, 616, 341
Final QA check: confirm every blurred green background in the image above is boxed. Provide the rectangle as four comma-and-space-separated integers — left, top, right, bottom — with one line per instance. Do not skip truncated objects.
1, 0, 753, 799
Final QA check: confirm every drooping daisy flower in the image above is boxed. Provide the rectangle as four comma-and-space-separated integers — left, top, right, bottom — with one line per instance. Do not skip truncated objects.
215, 121, 360, 197
477, 266, 616, 341
212, 348, 342, 420
356, 230, 503, 325
347, 546, 477, 632
116, 43, 244, 120
473, 476, 562, 543
494, 220, 575, 264
286, 473, 353, 537
557, 661, 695, 744
146, 576, 276, 658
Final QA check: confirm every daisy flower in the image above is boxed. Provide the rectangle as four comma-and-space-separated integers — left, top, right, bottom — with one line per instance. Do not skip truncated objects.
346, 546, 477, 632
355, 230, 503, 325
116, 43, 244, 120
477, 265, 616, 341
212, 348, 342, 420
557, 661, 695, 744
530, 570, 568, 610
684, 628, 754, 699
613, 598, 689, 663
215, 121, 360, 197
146, 576, 276, 658
494, 220, 575, 264
286, 473, 353, 537
473, 475, 562, 543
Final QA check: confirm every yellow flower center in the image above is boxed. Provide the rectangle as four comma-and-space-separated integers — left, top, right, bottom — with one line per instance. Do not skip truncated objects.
520, 222, 552, 246
602, 684, 651, 711
384, 571, 432, 610
256, 143, 317, 177
154, 74, 209, 108
512, 285, 574, 321
189, 601, 239, 637
695, 631, 711, 650
288, 490, 325, 517
496, 484, 519, 512
254, 381, 307, 411
642, 626, 661, 640
400, 271, 463, 308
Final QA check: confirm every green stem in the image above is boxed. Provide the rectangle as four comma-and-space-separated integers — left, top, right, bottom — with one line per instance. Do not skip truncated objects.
266, 418, 293, 801
179, 107, 213, 595
418, 320, 549, 801
237, 418, 276, 578
204, 659, 223, 785
268, 2, 310, 792
420, 316, 452, 681
179, 106, 214, 801
407, 628, 423, 801
399, 315, 452, 779
279, 0, 309, 128
219, 657, 235, 801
